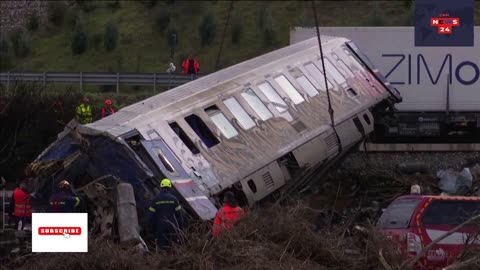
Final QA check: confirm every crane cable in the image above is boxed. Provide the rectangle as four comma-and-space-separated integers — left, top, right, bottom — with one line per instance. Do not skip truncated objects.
215, 0, 234, 71
311, 0, 342, 153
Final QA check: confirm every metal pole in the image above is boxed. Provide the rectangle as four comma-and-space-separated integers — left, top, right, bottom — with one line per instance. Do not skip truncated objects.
170, 34, 176, 60
2, 188, 5, 231
43, 72, 46, 89
116, 72, 120, 94
6, 71, 10, 92
80, 72, 83, 92
153, 73, 156, 94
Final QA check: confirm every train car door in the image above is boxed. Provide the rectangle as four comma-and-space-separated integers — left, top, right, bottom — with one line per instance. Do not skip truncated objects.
140, 139, 217, 221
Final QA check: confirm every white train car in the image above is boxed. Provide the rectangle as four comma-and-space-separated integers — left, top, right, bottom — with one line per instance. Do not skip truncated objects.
291, 27, 480, 143
31, 35, 400, 223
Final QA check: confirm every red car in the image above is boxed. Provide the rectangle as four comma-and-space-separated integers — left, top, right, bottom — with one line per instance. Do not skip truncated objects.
377, 195, 480, 269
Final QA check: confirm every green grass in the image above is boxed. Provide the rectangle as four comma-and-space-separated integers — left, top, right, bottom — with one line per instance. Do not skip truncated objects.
7, 1, 480, 74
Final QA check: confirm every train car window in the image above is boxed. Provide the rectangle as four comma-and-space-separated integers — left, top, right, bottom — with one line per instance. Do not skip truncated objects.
304, 63, 333, 91
169, 122, 200, 155
343, 51, 365, 72
363, 114, 371, 125
257, 82, 288, 113
223, 97, 256, 130
247, 179, 257, 193
274, 75, 305, 105
322, 58, 347, 84
335, 57, 355, 78
147, 130, 160, 140
153, 148, 179, 176
241, 88, 273, 121
345, 41, 402, 102
185, 114, 219, 148
346, 88, 357, 96
205, 105, 238, 139
295, 75, 319, 96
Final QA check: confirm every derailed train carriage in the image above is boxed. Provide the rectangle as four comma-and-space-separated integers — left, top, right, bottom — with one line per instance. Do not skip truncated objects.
28, 35, 401, 233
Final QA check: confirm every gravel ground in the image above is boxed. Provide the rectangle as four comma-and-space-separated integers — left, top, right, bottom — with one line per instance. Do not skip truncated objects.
339, 150, 480, 174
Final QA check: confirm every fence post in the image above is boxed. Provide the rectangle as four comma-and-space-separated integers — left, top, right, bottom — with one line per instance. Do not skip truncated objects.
116, 73, 120, 94
6, 71, 10, 91
43, 72, 46, 89
2, 188, 5, 231
80, 72, 83, 92
153, 73, 156, 94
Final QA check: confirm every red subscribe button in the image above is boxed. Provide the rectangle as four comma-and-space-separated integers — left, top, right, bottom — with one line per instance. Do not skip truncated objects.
38, 227, 82, 235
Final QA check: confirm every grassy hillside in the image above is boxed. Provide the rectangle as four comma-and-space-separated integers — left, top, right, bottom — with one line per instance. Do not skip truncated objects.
1, 1, 430, 74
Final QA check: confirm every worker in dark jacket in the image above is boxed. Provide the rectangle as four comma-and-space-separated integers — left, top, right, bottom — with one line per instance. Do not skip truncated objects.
181, 54, 200, 80
100, 99, 116, 119
75, 96, 93, 124
148, 178, 184, 249
212, 191, 246, 238
49, 180, 82, 213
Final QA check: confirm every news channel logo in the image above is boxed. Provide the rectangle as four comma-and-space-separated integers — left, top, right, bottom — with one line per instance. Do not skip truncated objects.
415, 0, 474, 47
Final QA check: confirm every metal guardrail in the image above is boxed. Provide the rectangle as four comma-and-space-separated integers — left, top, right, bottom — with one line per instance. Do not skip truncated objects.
0, 72, 204, 93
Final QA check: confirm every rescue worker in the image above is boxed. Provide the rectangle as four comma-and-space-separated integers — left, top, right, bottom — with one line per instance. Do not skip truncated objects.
12, 181, 32, 230
181, 54, 200, 80
100, 99, 116, 119
75, 96, 93, 124
49, 180, 82, 213
212, 191, 246, 238
148, 178, 184, 250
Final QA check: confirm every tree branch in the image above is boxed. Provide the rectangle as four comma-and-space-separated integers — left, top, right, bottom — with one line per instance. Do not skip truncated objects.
378, 248, 393, 270
399, 214, 480, 270
442, 256, 479, 270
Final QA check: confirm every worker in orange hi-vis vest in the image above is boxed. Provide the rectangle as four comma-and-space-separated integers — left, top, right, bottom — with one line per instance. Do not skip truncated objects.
212, 191, 246, 238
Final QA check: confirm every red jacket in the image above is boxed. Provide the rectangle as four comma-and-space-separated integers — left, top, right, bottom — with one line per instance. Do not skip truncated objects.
212, 203, 246, 238
13, 188, 32, 217
182, 58, 200, 75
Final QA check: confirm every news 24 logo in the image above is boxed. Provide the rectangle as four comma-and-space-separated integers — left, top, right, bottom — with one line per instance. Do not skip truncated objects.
430, 16, 459, 34
415, 0, 474, 47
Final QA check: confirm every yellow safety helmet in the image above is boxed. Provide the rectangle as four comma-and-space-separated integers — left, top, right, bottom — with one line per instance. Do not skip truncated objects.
160, 178, 172, 188
58, 180, 71, 189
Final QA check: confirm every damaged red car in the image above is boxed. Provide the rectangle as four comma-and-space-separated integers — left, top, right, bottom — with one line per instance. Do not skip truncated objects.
377, 195, 480, 269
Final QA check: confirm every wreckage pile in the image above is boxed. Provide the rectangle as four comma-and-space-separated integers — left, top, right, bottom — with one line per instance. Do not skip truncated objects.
5, 153, 480, 269
3, 148, 480, 269
4, 200, 403, 270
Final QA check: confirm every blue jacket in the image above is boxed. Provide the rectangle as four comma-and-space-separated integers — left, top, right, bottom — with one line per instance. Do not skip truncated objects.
148, 190, 184, 235
49, 191, 81, 213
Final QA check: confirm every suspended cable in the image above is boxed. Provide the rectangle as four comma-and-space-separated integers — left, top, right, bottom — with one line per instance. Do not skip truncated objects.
311, 0, 342, 153
215, 0, 234, 71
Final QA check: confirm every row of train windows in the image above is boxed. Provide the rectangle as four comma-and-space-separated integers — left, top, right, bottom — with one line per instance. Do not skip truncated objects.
168, 57, 357, 154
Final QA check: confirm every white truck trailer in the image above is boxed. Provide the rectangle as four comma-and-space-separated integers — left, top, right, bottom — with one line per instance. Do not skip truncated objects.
291, 27, 480, 143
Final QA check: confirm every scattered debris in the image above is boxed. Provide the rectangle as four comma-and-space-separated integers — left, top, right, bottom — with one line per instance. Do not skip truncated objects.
410, 184, 421, 195
437, 168, 473, 195
395, 161, 429, 175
